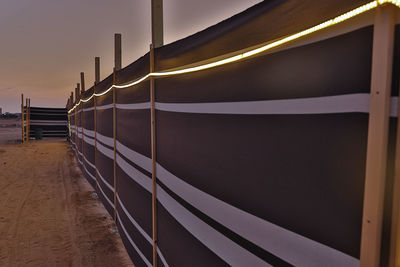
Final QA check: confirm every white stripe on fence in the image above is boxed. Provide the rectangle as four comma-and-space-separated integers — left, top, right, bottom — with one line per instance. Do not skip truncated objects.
155, 94, 398, 116
77, 127, 361, 266
96, 142, 114, 160
116, 137, 359, 267
83, 153, 96, 169
96, 169, 114, 192
30, 121, 68, 126
117, 194, 170, 267
83, 163, 96, 181
83, 107, 95, 112
30, 112, 67, 116
84, 129, 95, 138
83, 135, 95, 146
116, 152, 269, 266
89, 94, 399, 116
116, 102, 151, 110
96, 104, 114, 111
117, 212, 152, 267
96, 132, 114, 148
98, 180, 114, 209
81, 153, 114, 210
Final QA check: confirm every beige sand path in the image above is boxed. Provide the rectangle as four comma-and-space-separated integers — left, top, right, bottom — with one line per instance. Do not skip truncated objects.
0, 140, 133, 266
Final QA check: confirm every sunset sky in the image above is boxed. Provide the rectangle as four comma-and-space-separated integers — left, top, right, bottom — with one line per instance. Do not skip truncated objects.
0, 0, 262, 113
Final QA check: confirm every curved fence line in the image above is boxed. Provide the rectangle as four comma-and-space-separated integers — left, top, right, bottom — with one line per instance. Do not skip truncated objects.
67, 1, 400, 265
72, 126, 362, 266
67, 0, 393, 114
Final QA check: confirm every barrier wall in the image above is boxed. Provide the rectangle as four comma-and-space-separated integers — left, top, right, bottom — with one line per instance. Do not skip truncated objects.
24, 106, 68, 139
67, 1, 400, 266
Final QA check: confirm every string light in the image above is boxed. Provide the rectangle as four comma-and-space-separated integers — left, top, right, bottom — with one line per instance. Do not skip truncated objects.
379, 0, 400, 7
68, 0, 398, 114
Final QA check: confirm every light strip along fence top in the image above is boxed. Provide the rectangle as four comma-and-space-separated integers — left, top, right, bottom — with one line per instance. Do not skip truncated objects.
67, 1, 400, 266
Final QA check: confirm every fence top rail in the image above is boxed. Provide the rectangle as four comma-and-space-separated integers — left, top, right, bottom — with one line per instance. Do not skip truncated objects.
67, 0, 399, 114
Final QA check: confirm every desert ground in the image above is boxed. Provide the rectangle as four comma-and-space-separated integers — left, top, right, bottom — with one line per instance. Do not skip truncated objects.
0, 119, 133, 266
0, 118, 21, 145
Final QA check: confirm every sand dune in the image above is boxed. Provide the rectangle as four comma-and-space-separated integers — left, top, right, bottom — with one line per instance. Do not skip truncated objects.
0, 140, 133, 266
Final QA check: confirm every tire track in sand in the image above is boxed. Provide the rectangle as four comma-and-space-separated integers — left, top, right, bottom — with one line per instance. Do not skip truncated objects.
7, 168, 36, 266
59, 155, 83, 265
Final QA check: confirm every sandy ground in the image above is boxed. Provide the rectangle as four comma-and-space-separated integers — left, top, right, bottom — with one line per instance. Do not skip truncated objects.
0, 139, 134, 266
0, 118, 21, 145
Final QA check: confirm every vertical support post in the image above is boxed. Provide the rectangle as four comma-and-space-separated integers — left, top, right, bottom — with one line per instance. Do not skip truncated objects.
115, 34, 122, 71
21, 94, 24, 143
25, 98, 28, 142
28, 99, 31, 141
26, 98, 29, 142
113, 34, 121, 221
75, 87, 78, 155
94, 83, 99, 193
70, 92, 74, 140
80, 72, 85, 93
150, 44, 158, 267
150, 2, 163, 264
151, 0, 164, 48
67, 112, 71, 140
95, 57, 100, 84
77, 83, 81, 161
81, 94, 84, 167
360, 4, 396, 267
75, 106, 77, 151
69, 93, 72, 140
66, 99, 69, 138
113, 68, 118, 222
67, 112, 69, 139
67, 96, 71, 140
94, 57, 100, 192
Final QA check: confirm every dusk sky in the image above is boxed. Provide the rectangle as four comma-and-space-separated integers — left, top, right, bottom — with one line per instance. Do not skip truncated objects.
0, 0, 262, 113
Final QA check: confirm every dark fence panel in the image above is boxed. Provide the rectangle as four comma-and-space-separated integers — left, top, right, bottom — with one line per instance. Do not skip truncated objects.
76, 105, 83, 169
28, 107, 68, 138
155, 0, 369, 70
379, 25, 400, 265
95, 92, 115, 217
152, 26, 372, 266
82, 98, 96, 188
64, 4, 400, 266
115, 81, 154, 266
